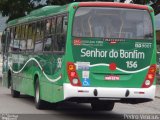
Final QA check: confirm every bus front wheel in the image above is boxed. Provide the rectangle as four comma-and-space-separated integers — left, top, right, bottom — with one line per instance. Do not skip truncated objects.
91, 101, 115, 111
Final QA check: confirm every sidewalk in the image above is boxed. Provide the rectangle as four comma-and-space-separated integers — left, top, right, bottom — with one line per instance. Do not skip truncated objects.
156, 85, 160, 98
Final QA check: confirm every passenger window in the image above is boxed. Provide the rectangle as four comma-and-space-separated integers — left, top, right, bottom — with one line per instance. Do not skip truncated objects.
27, 24, 35, 51
12, 26, 20, 52
19, 25, 26, 51
44, 17, 56, 52
9, 28, 15, 52
46, 19, 52, 35
62, 16, 68, 33
51, 18, 56, 34
56, 17, 62, 34
44, 37, 52, 51
35, 21, 43, 52
54, 15, 67, 52
9, 26, 20, 52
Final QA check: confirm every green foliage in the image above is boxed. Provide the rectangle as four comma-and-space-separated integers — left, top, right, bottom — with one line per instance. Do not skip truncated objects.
0, 0, 43, 22
46, 0, 114, 5
151, 0, 160, 15
0, 0, 33, 22
46, 0, 72, 5
0, 0, 159, 23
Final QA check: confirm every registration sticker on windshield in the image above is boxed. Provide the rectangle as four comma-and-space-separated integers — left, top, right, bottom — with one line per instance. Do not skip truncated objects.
105, 75, 120, 80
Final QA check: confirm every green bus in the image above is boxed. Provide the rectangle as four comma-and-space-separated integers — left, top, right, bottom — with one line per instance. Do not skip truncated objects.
1, 2, 157, 111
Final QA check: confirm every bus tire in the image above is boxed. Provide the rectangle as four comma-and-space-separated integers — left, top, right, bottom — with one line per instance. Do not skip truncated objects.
91, 101, 115, 111
35, 79, 45, 109
11, 78, 20, 98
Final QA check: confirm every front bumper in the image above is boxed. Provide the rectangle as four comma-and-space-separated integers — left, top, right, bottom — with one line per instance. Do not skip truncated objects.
63, 83, 156, 100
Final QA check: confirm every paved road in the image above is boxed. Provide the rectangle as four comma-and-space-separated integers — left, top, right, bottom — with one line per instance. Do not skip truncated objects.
0, 79, 160, 120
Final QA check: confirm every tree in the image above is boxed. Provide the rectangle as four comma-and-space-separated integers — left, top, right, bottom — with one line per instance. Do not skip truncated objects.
120, 0, 158, 4
0, 0, 43, 22
46, 0, 114, 5
120, 0, 160, 15
151, 0, 160, 15
46, 0, 71, 5
0, 0, 159, 22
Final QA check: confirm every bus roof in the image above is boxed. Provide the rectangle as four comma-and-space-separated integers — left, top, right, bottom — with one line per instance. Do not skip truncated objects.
7, 2, 152, 27
7, 4, 68, 27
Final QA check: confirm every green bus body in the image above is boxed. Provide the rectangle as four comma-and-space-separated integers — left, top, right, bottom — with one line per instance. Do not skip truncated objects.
1, 2, 157, 108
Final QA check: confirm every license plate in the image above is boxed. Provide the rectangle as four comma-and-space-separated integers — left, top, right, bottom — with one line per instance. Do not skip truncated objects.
105, 75, 120, 80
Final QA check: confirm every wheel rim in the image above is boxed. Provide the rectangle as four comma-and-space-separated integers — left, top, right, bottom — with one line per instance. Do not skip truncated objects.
36, 85, 40, 103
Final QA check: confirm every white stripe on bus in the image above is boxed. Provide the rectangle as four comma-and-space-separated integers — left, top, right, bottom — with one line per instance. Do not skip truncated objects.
8, 58, 61, 83
89, 63, 149, 73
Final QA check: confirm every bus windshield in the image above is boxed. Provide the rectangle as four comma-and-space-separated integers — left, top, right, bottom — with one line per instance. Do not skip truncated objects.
73, 7, 153, 39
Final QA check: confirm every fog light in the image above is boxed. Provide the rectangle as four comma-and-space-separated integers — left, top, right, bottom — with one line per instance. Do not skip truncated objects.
72, 78, 78, 84
145, 80, 151, 86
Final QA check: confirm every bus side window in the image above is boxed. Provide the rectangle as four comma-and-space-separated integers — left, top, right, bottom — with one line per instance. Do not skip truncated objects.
15, 26, 21, 52
46, 19, 52, 35
44, 19, 52, 51
53, 17, 60, 51
27, 24, 35, 51
62, 16, 68, 36
19, 25, 26, 51
41, 20, 45, 39
56, 17, 62, 34
34, 21, 43, 52
54, 15, 67, 52
51, 17, 56, 34
55, 17, 62, 51
9, 28, 14, 52
9, 26, 20, 52
62, 15, 67, 44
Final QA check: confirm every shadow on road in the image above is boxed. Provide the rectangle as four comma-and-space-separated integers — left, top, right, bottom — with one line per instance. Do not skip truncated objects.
53, 102, 124, 120
13, 95, 125, 120
0, 79, 130, 120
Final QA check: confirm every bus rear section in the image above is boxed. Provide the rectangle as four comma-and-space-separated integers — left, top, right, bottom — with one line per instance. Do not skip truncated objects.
64, 3, 156, 105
